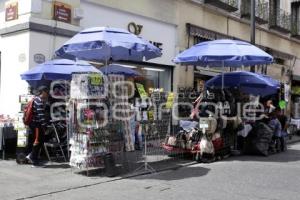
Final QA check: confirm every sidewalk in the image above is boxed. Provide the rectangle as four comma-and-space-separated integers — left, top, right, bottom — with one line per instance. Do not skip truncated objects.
0, 138, 300, 200
286, 134, 300, 144
0, 158, 195, 200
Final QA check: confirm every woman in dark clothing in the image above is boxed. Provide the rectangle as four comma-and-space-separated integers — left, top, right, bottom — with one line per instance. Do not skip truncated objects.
276, 108, 288, 151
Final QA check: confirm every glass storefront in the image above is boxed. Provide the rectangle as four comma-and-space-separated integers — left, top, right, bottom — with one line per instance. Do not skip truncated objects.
127, 64, 173, 93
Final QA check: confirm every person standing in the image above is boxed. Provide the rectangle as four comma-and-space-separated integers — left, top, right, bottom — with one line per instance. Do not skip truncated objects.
268, 111, 282, 153
26, 86, 50, 166
276, 108, 288, 151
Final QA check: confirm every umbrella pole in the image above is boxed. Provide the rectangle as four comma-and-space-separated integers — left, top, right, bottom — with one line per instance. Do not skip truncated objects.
222, 60, 224, 90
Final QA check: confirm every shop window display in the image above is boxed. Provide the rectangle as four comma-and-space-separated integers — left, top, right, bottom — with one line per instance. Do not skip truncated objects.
134, 67, 172, 93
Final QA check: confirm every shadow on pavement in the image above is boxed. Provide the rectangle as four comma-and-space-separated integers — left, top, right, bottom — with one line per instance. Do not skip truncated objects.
226, 147, 300, 163
131, 166, 210, 181
42, 163, 71, 169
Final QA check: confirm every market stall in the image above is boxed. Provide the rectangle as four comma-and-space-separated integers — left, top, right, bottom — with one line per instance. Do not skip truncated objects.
18, 59, 100, 163
165, 39, 275, 161
55, 26, 172, 174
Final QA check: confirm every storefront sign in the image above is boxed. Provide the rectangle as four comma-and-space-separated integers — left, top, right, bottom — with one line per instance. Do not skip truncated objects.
149, 41, 163, 51
5, 2, 18, 21
53, 2, 71, 23
128, 22, 143, 35
127, 22, 163, 50
34, 54, 46, 64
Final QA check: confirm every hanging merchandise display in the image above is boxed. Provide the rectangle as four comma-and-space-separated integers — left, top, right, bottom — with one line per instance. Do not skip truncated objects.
166, 92, 175, 109
108, 75, 135, 152
70, 73, 106, 99
148, 89, 171, 139
136, 83, 148, 98
69, 72, 111, 169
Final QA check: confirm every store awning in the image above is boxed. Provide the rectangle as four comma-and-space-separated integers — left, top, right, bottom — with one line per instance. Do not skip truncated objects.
265, 48, 294, 61
187, 23, 233, 40
293, 75, 300, 81
194, 67, 220, 77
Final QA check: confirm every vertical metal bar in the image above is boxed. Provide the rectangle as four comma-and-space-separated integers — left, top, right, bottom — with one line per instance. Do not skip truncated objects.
251, 0, 256, 44
222, 61, 224, 90
0, 51, 1, 94
250, 0, 256, 72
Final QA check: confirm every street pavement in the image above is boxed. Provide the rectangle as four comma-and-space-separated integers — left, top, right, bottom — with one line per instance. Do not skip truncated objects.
1, 141, 300, 200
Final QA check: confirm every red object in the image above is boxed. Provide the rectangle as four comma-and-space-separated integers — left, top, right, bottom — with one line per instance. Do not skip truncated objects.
212, 138, 224, 151
84, 109, 95, 120
162, 137, 224, 154
23, 98, 34, 126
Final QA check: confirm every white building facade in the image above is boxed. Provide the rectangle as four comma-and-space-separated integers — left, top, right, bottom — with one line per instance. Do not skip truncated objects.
0, 0, 176, 117
1, 0, 300, 118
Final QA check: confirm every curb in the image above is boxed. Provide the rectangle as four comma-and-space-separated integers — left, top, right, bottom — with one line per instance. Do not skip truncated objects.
286, 139, 300, 145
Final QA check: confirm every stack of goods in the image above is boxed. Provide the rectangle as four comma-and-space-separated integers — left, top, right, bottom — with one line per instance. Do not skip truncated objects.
164, 121, 201, 150
69, 126, 109, 169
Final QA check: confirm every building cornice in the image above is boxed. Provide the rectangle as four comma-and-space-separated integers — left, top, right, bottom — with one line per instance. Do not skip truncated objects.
0, 22, 78, 37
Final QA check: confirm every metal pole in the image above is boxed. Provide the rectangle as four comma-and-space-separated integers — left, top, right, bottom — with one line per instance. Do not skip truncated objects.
250, 0, 256, 72
222, 60, 224, 90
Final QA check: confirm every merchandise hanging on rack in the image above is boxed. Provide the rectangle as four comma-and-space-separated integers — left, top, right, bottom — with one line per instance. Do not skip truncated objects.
108, 75, 134, 152
69, 72, 110, 169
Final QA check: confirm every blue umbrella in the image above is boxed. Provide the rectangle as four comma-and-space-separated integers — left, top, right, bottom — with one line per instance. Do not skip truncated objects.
99, 64, 141, 77
205, 71, 280, 97
55, 27, 162, 62
20, 59, 100, 81
173, 39, 273, 67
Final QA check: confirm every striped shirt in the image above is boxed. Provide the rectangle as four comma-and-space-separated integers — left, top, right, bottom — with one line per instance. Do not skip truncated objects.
32, 97, 48, 128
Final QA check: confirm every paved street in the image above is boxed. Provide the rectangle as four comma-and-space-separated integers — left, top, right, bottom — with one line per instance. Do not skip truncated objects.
1, 142, 300, 200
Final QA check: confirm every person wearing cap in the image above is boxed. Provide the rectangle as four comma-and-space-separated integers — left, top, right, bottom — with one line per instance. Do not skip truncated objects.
26, 85, 50, 166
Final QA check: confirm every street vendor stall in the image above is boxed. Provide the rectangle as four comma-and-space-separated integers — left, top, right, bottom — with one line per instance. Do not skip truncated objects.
165, 39, 275, 162
18, 59, 100, 163
55, 26, 167, 175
